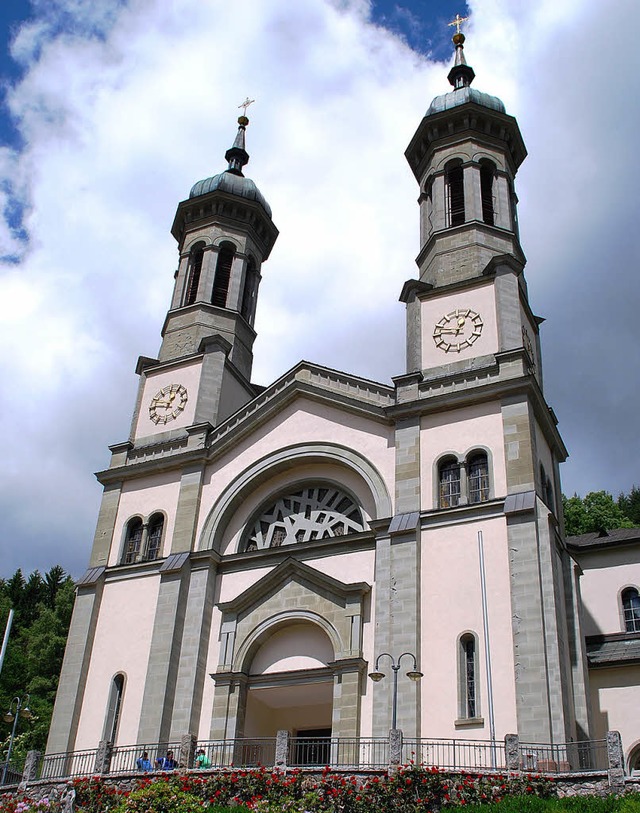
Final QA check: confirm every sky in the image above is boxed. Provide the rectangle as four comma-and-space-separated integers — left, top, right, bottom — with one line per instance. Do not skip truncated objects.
0, 0, 639, 578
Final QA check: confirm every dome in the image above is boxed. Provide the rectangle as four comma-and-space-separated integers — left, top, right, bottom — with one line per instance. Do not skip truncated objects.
427, 86, 506, 117
189, 170, 272, 218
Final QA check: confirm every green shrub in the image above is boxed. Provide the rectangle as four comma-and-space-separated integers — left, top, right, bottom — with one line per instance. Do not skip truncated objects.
112, 780, 203, 813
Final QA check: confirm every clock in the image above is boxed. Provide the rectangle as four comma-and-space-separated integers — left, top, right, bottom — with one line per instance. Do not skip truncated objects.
149, 384, 188, 425
433, 308, 483, 353
522, 326, 536, 370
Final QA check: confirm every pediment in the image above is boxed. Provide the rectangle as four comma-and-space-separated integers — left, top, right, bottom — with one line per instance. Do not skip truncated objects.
218, 556, 370, 618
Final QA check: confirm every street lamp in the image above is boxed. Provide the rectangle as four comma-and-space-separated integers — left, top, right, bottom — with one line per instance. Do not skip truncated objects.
368, 652, 423, 730
1, 695, 32, 785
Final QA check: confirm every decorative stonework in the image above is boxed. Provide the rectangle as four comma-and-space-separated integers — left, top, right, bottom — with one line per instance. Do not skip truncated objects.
244, 486, 365, 551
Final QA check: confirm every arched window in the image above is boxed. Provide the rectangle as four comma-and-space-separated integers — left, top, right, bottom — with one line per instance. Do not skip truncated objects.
244, 485, 365, 551
103, 673, 125, 743
468, 453, 489, 504
241, 257, 258, 322
445, 161, 465, 227
184, 242, 205, 306
212, 242, 235, 308
480, 162, 495, 226
458, 633, 478, 719
540, 464, 555, 511
122, 518, 143, 565
439, 460, 461, 508
146, 514, 164, 561
622, 587, 640, 633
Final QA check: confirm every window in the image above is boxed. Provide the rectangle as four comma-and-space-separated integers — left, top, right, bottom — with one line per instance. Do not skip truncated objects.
123, 518, 143, 564
446, 162, 465, 227
439, 460, 461, 508
184, 242, 205, 306
458, 633, 478, 719
212, 242, 234, 307
480, 162, 495, 226
241, 257, 258, 322
146, 514, 164, 561
244, 485, 365, 551
622, 587, 640, 633
103, 673, 125, 743
468, 453, 489, 504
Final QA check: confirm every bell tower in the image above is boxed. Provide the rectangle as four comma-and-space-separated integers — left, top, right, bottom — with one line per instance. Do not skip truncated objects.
391, 23, 591, 746
405, 28, 526, 289
130, 113, 278, 441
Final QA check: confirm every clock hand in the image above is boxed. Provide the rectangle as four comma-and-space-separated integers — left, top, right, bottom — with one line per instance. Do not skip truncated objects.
436, 327, 465, 335
152, 399, 172, 408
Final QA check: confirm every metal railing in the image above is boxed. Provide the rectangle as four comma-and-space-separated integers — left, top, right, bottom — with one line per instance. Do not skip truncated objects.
404, 738, 506, 771
518, 740, 608, 773
38, 749, 98, 781
197, 738, 276, 768
0, 761, 23, 786
288, 737, 388, 768
110, 742, 181, 773
12, 733, 615, 786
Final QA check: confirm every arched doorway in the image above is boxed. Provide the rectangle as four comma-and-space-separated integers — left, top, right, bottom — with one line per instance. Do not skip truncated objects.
245, 622, 334, 743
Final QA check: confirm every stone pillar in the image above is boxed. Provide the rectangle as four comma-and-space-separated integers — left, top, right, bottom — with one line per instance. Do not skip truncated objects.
20, 750, 41, 787
179, 733, 197, 769
464, 164, 481, 222
606, 731, 625, 793
171, 465, 205, 553
94, 740, 113, 774
388, 729, 403, 774
275, 730, 289, 770
504, 734, 520, 771
198, 245, 217, 304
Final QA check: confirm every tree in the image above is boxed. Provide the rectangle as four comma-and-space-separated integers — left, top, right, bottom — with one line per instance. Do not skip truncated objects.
618, 485, 640, 526
563, 491, 635, 536
0, 566, 76, 761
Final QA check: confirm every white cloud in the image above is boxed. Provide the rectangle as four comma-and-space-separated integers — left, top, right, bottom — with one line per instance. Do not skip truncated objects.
0, 0, 638, 576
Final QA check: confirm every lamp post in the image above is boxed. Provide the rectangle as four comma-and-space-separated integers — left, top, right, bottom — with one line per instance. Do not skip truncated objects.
2, 695, 32, 785
368, 652, 423, 730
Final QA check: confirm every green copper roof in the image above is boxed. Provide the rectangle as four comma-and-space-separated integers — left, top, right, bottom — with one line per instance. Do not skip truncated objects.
427, 86, 506, 116
189, 171, 272, 217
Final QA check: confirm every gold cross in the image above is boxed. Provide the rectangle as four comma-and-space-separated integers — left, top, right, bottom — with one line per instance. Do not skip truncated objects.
238, 97, 255, 115
448, 13, 469, 34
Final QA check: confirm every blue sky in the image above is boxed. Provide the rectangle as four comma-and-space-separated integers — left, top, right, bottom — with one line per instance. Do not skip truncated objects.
0, 0, 638, 576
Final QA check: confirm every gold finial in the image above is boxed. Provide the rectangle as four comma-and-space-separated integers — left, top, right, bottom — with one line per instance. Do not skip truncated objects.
448, 13, 468, 35
238, 97, 255, 116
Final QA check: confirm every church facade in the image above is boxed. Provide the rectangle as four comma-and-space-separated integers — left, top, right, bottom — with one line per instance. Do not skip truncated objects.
46, 31, 640, 771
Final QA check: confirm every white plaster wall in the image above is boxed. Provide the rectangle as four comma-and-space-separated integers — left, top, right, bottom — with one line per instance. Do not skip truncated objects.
589, 665, 640, 765
421, 282, 498, 369
108, 471, 182, 565
421, 402, 507, 510
419, 517, 517, 738
216, 568, 272, 604
74, 574, 159, 749
250, 623, 334, 674
197, 397, 395, 551
134, 359, 202, 439
576, 548, 640, 637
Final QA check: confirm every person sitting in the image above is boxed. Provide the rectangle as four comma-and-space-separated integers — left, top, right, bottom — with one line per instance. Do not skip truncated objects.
155, 749, 177, 770
195, 748, 211, 769
136, 751, 152, 771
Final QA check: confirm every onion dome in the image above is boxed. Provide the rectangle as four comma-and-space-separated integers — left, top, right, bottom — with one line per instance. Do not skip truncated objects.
426, 30, 505, 116
189, 115, 272, 217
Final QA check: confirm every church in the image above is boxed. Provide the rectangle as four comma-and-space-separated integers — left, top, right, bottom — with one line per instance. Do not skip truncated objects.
46, 26, 640, 773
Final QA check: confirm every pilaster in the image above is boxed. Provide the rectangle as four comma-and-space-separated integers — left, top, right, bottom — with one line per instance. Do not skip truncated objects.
169, 563, 218, 739
88, 483, 122, 567
137, 566, 190, 743
171, 465, 205, 554
46, 581, 104, 753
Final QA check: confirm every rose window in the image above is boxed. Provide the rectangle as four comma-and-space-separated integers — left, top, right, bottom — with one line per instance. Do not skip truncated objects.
245, 486, 365, 551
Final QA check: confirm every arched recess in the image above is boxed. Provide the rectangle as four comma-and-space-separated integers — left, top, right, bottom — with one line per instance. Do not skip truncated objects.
198, 443, 392, 554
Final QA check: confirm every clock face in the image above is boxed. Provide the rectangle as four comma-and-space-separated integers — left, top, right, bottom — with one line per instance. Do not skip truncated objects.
149, 384, 188, 425
433, 308, 483, 353
522, 326, 536, 370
